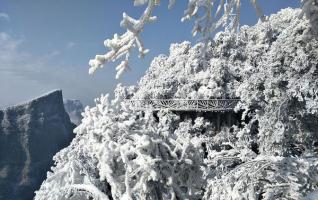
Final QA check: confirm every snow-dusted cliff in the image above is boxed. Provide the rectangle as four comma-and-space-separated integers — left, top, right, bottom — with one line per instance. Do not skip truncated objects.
63, 99, 84, 125
0, 90, 75, 200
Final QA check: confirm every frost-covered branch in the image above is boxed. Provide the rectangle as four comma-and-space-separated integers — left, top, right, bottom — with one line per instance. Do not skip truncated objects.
89, 0, 265, 78
88, 0, 157, 79
182, 0, 265, 39
37, 8, 318, 200
70, 184, 110, 200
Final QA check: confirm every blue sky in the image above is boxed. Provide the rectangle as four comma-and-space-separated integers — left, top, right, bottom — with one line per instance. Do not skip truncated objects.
0, 0, 300, 107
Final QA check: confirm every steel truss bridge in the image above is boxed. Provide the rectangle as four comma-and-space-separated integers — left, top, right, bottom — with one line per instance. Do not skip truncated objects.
125, 99, 240, 112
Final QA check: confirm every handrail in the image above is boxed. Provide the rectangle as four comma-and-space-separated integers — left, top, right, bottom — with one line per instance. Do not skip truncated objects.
124, 99, 240, 112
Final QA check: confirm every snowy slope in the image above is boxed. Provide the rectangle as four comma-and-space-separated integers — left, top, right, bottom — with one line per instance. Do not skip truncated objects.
63, 99, 84, 125
0, 90, 75, 200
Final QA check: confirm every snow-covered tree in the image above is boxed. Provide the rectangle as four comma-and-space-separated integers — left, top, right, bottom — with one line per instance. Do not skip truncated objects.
88, 0, 317, 79
36, 7, 318, 200
35, 86, 207, 199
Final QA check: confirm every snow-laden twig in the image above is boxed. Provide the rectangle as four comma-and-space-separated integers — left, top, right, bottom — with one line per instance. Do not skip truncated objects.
89, 0, 265, 78
88, 0, 157, 79
70, 184, 110, 200
182, 0, 265, 38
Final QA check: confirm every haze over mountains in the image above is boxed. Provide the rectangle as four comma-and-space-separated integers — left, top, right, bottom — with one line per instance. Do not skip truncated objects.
63, 99, 84, 125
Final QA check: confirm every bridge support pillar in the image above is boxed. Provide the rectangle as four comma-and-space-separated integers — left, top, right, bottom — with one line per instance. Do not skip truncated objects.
227, 112, 232, 127
216, 113, 220, 131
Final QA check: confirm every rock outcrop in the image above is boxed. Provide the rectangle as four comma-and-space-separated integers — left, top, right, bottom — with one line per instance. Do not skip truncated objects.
0, 90, 75, 200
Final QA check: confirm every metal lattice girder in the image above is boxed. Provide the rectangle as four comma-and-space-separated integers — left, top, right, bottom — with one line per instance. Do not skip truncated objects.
125, 99, 240, 112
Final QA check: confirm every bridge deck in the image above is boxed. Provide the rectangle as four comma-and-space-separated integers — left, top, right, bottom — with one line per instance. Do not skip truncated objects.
125, 99, 239, 112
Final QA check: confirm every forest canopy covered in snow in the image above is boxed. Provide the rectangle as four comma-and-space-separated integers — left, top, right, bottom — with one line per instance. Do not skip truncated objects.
35, 1, 318, 200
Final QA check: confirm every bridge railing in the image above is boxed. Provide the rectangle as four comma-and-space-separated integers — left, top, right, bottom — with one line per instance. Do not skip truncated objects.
124, 99, 240, 112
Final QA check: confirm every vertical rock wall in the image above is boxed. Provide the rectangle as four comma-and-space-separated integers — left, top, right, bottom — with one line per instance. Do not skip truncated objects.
0, 90, 75, 200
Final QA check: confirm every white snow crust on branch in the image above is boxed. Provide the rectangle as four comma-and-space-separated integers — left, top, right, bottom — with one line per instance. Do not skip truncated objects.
181, 0, 265, 39
88, 0, 157, 79
88, 0, 265, 79
35, 87, 206, 200
36, 8, 318, 200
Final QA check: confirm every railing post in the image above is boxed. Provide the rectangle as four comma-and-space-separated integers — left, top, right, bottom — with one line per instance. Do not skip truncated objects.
206, 100, 209, 110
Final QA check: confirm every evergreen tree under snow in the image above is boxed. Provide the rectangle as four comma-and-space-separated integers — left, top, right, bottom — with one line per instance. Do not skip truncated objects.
35, 8, 318, 200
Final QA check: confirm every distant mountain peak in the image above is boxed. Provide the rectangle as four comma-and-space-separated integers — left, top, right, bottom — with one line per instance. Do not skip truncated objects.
3, 90, 63, 110
63, 99, 84, 125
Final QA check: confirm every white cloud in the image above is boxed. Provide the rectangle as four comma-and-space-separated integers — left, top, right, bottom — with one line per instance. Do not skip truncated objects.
47, 50, 61, 57
0, 32, 65, 85
0, 32, 23, 52
0, 32, 113, 107
0, 33, 65, 75
0, 13, 10, 21
0, 32, 28, 66
66, 41, 75, 49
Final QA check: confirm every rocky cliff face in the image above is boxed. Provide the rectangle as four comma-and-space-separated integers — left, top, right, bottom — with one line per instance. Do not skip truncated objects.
63, 99, 84, 125
0, 90, 75, 200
